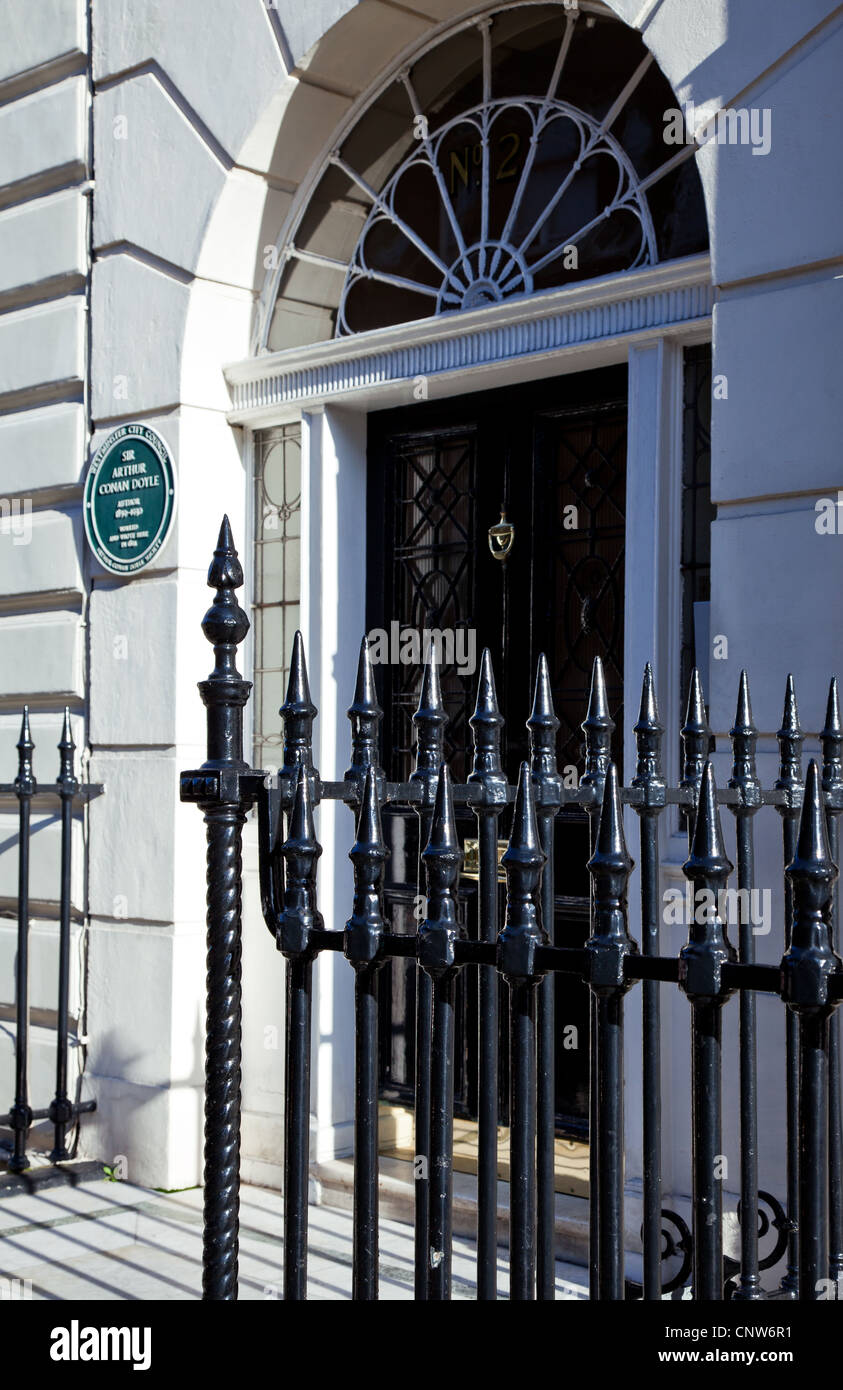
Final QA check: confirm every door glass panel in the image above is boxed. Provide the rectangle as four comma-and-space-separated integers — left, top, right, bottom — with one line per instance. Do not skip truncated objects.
387, 430, 477, 783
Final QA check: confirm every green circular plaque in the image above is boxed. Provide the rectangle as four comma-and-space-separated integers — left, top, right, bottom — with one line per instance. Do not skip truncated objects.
84, 425, 176, 575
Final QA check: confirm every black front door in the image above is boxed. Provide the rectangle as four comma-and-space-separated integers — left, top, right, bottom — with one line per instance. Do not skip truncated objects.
366, 364, 627, 1137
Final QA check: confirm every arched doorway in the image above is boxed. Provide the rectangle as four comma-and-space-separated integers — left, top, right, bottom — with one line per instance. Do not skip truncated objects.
231, 0, 711, 1182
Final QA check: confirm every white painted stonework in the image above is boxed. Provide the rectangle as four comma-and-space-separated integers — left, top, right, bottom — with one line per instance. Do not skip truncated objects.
0, 190, 87, 302
0, 77, 88, 192
0, 298, 86, 398
0, 0, 86, 87
0, 402, 86, 493
0, 1, 838, 1271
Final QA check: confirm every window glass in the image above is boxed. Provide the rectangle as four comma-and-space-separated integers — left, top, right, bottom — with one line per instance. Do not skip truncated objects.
267, 4, 708, 348
252, 425, 302, 771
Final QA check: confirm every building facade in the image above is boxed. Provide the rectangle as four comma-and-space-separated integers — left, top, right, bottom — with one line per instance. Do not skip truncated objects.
1, 0, 841, 1275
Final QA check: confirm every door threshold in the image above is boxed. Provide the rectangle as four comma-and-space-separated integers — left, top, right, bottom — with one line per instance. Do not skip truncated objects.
377, 1102, 588, 1197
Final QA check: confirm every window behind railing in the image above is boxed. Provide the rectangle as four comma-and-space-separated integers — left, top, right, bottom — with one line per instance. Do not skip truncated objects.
252, 425, 302, 773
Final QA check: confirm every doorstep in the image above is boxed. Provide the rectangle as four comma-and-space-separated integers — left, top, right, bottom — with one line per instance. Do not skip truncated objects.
313, 1153, 590, 1268
377, 1102, 588, 1196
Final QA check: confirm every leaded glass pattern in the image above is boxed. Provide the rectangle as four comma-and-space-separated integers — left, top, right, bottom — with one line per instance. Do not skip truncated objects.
540, 404, 626, 772
252, 425, 302, 772
388, 430, 477, 784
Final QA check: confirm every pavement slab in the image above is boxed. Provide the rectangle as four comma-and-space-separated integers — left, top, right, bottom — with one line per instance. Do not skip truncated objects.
0, 1174, 589, 1300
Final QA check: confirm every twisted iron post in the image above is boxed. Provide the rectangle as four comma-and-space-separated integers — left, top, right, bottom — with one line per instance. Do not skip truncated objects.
186, 517, 251, 1300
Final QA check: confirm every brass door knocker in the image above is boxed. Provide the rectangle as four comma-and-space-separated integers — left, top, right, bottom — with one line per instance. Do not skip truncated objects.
488, 507, 514, 562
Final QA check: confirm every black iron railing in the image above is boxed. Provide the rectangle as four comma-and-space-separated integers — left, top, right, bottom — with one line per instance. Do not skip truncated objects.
182, 518, 843, 1301
1, 710, 99, 1172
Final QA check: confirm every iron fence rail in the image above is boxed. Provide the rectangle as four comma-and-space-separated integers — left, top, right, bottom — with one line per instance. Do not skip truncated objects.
0, 710, 99, 1172
182, 517, 843, 1302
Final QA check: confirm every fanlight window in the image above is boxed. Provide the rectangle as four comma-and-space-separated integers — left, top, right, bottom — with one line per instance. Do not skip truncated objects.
264, 2, 707, 349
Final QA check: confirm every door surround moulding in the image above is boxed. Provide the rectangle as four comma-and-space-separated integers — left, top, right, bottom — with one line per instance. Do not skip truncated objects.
224, 254, 712, 427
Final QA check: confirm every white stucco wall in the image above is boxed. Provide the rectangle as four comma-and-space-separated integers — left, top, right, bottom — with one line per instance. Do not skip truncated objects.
0, 0, 91, 1151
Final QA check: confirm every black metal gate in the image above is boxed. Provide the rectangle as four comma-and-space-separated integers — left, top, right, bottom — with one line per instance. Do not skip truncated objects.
181, 518, 843, 1302
1, 713, 98, 1170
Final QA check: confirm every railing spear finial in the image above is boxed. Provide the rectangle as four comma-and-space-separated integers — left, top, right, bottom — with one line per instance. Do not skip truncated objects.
345, 765, 388, 968
821, 677, 843, 802
202, 516, 250, 703
782, 761, 840, 1010
581, 655, 614, 813
418, 765, 463, 976
281, 630, 318, 790
776, 673, 804, 803
680, 668, 711, 838
277, 764, 324, 959
528, 652, 561, 788
469, 647, 506, 799
345, 635, 384, 801
680, 761, 736, 1000
58, 708, 76, 787
586, 763, 637, 983
412, 643, 447, 800
633, 662, 665, 798
16, 705, 35, 792
729, 669, 761, 807
499, 762, 547, 983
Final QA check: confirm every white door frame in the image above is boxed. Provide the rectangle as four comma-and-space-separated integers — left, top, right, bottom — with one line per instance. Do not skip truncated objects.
230, 260, 712, 1201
